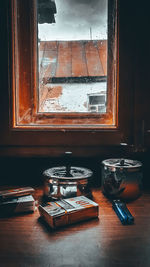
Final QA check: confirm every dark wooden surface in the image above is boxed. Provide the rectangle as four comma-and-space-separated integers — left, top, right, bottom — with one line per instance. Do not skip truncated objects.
0, 187, 150, 267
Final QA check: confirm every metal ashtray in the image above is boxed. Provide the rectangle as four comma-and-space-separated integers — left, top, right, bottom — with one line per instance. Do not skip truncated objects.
43, 166, 93, 200
101, 158, 143, 200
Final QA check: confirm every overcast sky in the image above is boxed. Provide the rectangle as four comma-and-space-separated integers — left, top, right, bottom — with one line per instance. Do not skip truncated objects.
38, 0, 107, 41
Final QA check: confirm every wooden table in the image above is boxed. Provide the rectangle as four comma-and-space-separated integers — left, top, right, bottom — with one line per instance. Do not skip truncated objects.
0, 187, 150, 267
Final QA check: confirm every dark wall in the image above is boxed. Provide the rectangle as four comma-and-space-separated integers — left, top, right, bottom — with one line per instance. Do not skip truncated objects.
0, 149, 150, 189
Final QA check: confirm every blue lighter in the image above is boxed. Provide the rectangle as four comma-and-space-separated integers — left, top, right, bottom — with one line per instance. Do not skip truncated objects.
112, 199, 134, 225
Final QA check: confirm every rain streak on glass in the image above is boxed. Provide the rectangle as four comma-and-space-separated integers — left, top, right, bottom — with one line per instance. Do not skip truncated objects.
37, 0, 108, 113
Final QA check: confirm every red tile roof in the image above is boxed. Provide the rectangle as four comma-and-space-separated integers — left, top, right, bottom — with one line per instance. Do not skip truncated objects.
39, 40, 107, 83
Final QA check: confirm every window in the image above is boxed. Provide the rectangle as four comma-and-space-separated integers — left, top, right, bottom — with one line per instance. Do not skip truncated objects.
38, 0, 108, 114
0, 0, 139, 157
12, 0, 118, 129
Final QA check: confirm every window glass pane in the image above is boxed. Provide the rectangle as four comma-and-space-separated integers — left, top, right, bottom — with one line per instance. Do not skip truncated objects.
37, 0, 108, 113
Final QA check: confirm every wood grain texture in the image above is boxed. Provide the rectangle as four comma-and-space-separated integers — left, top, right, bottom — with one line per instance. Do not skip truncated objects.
39, 40, 107, 81
85, 41, 104, 77
71, 41, 88, 77
55, 41, 72, 78
39, 41, 58, 82
97, 40, 107, 76
0, 187, 150, 267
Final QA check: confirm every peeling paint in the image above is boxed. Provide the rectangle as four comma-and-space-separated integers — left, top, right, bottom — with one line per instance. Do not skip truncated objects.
40, 82, 106, 112
46, 86, 63, 98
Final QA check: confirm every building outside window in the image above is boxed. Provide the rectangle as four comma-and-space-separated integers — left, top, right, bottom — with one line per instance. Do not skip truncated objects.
38, 0, 108, 114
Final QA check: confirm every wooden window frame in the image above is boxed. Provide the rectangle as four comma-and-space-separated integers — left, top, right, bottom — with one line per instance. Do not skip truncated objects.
12, 0, 118, 129
0, 0, 135, 157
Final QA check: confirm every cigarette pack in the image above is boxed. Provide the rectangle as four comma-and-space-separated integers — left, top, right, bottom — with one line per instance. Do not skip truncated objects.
0, 195, 35, 216
38, 195, 99, 229
0, 187, 35, 201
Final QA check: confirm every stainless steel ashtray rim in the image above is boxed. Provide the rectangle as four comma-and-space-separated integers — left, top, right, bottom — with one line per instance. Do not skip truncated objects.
43, 166, 93, 181
101, 158, 142, 169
